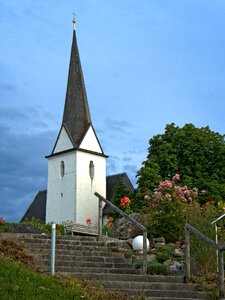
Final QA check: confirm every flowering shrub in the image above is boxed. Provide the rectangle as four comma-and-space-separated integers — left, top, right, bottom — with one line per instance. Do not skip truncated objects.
0, 218, 5, 224
143, 174, 219, 243
86, 218, 92, 225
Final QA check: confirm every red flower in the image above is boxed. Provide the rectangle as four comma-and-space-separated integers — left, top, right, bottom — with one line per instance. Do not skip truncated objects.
123, 197, 131, 204
86, 218, 92, 224
107, 221, 113, 227
120, 201, 125, 207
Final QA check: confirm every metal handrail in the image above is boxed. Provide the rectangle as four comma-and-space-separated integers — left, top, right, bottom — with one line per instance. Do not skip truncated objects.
211, 214, 225, 272
94, 192, 148, 274
185, 223, 225, 300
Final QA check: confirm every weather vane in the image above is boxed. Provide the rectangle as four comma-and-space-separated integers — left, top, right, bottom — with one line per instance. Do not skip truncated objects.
73, 12, 76, 31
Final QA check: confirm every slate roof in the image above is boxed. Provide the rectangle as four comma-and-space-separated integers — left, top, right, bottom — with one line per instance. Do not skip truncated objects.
104, 172, 135, 215
20, 190, 47, 223
50, 28, 92, 155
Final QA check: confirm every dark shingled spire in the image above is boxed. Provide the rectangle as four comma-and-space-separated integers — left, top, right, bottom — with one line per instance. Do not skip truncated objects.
62, 28, 91, 148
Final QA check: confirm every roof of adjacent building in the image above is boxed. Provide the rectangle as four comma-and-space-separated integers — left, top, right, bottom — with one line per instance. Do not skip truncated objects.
106, 172, 135, 201
104, 172, 135, 215
20, 190, 47, 223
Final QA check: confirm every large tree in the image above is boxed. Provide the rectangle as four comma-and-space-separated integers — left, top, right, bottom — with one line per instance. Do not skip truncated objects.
136, 123, 225, 202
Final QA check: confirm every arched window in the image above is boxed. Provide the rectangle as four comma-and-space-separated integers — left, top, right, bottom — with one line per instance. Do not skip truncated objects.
89, 160, 94, 180
60, 161, 65, 178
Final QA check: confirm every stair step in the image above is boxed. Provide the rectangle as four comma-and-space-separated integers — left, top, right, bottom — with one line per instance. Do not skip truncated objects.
35, 260, 134, 269
22, 238, 106, 247
108, 288, 208, 299
43, 266, 142, 274
28, 248, 124, 258
36, 254, 126, 263
25, 243, 109, 251
59, 272, 185, 283
99, 280, 198, 291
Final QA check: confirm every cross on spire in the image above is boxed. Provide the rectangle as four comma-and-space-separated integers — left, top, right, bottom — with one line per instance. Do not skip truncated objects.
73, 13, 76, 31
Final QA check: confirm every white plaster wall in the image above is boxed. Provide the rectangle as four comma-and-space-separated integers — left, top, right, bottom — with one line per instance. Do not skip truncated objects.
53, 127, 73, 154
76, 151, 106, 226
46, 151, 77, 224
79, 126, 102, 153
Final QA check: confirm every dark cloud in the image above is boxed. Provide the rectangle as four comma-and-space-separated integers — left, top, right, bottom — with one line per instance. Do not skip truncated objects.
0, 106, 27, 120
0, 103, 53, 132
0, 124, 56, 222
104, 118, 132, 133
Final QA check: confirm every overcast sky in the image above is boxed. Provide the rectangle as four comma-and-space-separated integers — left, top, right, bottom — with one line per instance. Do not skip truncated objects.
1, 0, 225, 222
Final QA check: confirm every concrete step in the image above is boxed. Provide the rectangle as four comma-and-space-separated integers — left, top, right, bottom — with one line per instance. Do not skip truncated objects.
24, 242, 108, 251
27, 248, 124, 258
98, 280, 198, 291
42, 266, 142, 274
36, 254, 126, 263
21, 238, 106, 247
0, 233, 98, 241
35, 260, 134, 269
108, 288, 208, 299
59, 272, 185, 283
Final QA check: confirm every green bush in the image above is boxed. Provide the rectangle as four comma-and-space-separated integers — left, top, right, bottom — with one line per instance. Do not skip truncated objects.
147, 261, 171, 275
145, 201, 185, 242
155, 244, 175, 263
134, 260, 143, 269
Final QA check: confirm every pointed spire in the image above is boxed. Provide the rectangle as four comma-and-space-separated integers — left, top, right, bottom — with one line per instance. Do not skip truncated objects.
62, 20, 92, 148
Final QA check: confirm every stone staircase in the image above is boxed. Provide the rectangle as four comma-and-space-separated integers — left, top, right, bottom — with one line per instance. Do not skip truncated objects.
1, 233, 210, 300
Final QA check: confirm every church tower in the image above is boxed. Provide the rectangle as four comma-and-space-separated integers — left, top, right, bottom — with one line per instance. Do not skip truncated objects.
45, 19, 107, 226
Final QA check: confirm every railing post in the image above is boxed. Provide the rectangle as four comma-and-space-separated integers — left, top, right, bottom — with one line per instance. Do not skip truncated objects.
98, 197, 103, 241
218, 249, 225, 300
50, 222, 56, 275
143, 230, 148, 274
185, 225, 191, 282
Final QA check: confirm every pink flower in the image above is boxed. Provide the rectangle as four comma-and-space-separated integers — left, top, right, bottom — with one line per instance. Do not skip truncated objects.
0, 217, 4, 224
159, 180, 173, 188
144, 195, 150, 200
172, 173, 180, 181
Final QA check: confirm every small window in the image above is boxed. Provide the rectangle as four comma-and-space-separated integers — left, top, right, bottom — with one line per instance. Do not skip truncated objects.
60, 161, 65, 178
89, 160, 94, 180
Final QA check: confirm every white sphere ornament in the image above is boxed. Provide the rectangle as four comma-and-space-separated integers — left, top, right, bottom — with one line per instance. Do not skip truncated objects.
132, 235, 150, 253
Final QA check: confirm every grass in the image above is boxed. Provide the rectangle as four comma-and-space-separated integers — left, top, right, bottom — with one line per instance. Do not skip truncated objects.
0, 258, 84, 300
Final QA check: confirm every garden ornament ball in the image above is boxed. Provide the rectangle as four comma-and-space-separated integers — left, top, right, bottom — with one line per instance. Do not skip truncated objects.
132, 235, 150, 252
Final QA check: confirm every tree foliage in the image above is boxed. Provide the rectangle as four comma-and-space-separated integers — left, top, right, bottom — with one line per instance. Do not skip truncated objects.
137, 123, 225, 202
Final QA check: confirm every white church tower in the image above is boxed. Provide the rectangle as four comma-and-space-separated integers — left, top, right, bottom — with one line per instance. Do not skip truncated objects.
46, 20, 107, 226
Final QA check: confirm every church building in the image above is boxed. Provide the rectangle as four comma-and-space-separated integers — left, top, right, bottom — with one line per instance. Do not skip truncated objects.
21, 20, 134, 226
45, 20, 107, 226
